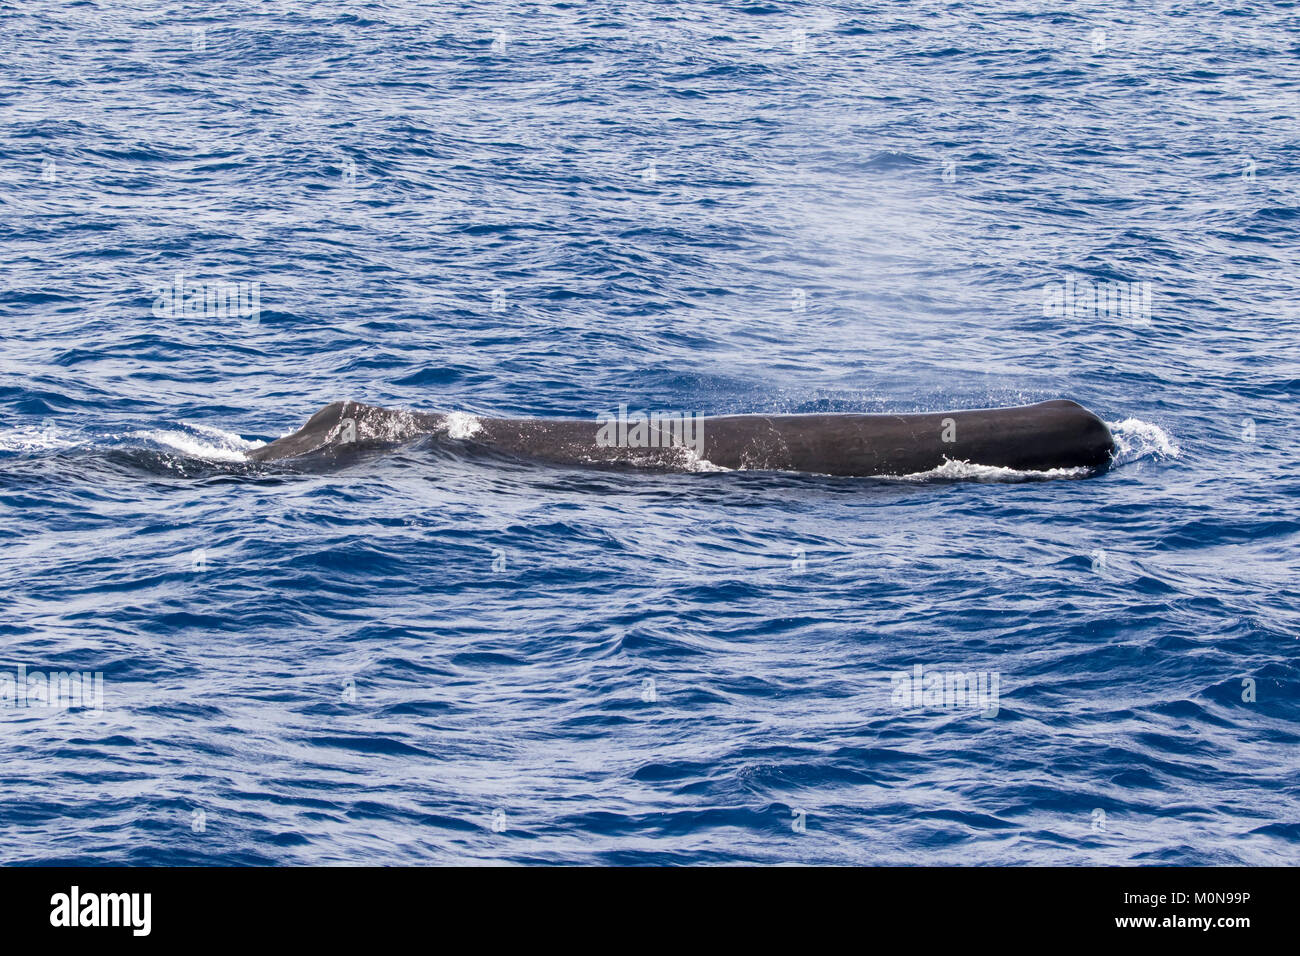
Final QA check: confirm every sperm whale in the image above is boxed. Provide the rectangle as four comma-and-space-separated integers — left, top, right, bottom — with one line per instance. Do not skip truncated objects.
246, 399, 1115, 477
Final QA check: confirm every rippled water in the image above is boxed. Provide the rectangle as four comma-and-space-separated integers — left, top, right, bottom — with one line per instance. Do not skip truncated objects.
1, 1, 1297, 865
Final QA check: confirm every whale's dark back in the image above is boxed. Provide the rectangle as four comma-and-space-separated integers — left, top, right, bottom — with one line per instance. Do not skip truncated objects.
248, 399, 1115, 477
695, 399, 1113, 475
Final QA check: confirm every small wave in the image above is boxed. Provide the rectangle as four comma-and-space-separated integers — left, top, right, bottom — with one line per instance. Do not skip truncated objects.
655, 446, 732, 473
686, 454, 731, 474
0, 424, 81, 453
891, 457, 1092, 482
1, 421, 266, 464
128, 424, 265, 463
1108, 418, 1180, 466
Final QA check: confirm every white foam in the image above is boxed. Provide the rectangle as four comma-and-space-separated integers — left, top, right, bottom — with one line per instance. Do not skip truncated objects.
443, 412, 482, 440
181, 421, 265, 447
891, 457, 1092, 482
684, 453, 731, 473
0, 424, 80, 453
130, 425, 265, 462
1108, 418, 1180, 465
642, 446, 732, 473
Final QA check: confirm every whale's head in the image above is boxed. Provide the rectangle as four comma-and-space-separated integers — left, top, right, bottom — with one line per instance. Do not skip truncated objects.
1037, 399, 1115, 470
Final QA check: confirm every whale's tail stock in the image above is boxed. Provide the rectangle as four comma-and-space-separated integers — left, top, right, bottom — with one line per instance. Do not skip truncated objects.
248, 399, 1115, 477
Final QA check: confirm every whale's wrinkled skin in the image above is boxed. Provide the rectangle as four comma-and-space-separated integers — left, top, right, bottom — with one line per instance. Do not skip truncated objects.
246, 399, 1116, 476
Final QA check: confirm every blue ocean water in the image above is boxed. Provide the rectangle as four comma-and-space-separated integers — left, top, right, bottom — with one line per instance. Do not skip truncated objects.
1, 0, 1297, 866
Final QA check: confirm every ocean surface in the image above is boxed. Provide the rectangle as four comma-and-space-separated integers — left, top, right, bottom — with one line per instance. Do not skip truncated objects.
1, 0, 1297, 865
